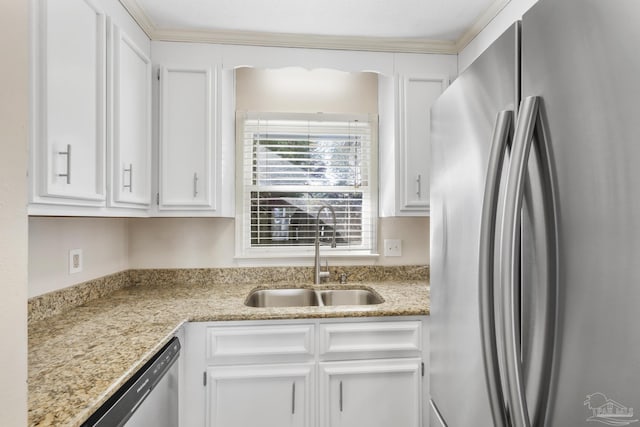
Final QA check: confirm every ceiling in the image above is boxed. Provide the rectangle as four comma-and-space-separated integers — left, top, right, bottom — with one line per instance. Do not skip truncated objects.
119, 0, 510, 54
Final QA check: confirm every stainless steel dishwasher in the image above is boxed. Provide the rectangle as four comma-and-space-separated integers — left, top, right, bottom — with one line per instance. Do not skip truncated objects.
82, 337, 181, 427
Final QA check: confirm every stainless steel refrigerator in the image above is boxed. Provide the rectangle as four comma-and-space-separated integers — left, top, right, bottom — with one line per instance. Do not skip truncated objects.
430, 0, 640, 426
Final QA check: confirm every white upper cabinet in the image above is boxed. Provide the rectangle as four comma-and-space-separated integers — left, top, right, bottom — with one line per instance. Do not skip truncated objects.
152, 42, 235, 217
377, 53, 456, 218
108, 24, 152, 208
396, 75, 448, 215
30, 0, 152, 216
158, 66, 217, 211
31, 0, 107, 207
29, 23, 454, 217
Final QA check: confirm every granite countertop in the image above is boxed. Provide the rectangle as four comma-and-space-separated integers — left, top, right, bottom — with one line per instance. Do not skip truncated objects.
28, 280, 429, 427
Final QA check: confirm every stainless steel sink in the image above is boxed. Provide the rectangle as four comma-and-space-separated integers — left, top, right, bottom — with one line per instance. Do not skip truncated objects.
244, 287, 383, 307
318, 289, 383, 306
245, 288, 320, 307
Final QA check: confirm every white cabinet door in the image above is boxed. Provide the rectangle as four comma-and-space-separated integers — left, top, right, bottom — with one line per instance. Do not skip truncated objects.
159, 67, 216, 210
207, 363, 313, 427
33, 0, 106, 205
109, 25, 151, 208
397, 75, 448, 215
319, 358, 422, 427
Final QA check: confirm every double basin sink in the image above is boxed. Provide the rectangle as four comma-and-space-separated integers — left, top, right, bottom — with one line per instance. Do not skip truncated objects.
245, 287, 383, 308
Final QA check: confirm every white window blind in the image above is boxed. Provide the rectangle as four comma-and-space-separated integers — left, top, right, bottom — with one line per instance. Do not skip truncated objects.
238, 112, 377, 255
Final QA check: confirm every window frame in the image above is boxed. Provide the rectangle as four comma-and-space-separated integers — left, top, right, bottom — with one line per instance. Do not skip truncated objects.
234, 111, 379, 260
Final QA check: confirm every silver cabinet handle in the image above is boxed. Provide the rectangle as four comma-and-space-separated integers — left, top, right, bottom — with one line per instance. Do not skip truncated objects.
58, 144, 71, 184
500, 96, 557, 427
291, 382, 295, 414
193, 172, 199, 197
416, 173, 422, 198
123, 163, 133, 192
478, 109, 512, 427
339, 380, 343, 412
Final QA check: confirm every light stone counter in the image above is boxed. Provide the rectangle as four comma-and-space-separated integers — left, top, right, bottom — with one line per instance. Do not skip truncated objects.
28, 277, 429, 427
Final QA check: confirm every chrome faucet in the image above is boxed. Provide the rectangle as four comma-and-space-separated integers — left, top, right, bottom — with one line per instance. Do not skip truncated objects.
314, 204, 337, 284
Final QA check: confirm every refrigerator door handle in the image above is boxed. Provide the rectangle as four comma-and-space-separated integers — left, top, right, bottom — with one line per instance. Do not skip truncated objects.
501, 96, 557, 427
502, 96, 538, 427
478, 109, 513, 427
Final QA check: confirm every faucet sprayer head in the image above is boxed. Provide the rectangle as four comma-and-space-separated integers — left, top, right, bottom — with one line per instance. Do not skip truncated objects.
316, 204, 338, 248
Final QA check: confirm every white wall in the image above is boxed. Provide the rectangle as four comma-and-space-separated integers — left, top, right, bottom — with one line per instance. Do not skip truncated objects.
28, 218, 129, 297
378, 217, 429, 266
128, 217, 428, 268
458, 0, 539, 72
236, 67, 378, 114
0, 0, 29, 424
129, 218, 236, 268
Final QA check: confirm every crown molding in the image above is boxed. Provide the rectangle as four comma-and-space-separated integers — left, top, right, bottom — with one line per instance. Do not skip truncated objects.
120, 0, 509, 55
152, 28, 457, 54
455, 0, 511, 52
119, 0, 156, 37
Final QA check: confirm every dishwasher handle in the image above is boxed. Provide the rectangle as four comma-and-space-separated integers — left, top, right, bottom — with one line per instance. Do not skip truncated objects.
82, 337, 181, 427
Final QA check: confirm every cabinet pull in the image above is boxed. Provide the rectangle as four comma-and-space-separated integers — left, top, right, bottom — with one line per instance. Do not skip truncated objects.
123, 163, 133, 192
193, 172, 199, 197
416, 173, 422, 198
339, 380, 343, 412
58, 144, 71, 184
291, 382, 296, 414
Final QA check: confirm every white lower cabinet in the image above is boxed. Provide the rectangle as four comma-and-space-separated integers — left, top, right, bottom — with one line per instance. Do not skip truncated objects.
319, 359, 422, 427
207, 363, 313, 427
182, 317, 428, 427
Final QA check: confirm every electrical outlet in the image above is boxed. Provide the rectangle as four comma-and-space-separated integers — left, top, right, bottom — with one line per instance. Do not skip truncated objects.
384, 239, 402, 257
69, 248, 83, 274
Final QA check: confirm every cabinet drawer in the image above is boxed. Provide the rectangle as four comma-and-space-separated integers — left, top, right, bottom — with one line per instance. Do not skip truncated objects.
206, 324, 315, 363
319, 321, 421, 360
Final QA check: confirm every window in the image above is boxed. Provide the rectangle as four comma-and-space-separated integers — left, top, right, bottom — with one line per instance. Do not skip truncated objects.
236, 112, 378, 257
